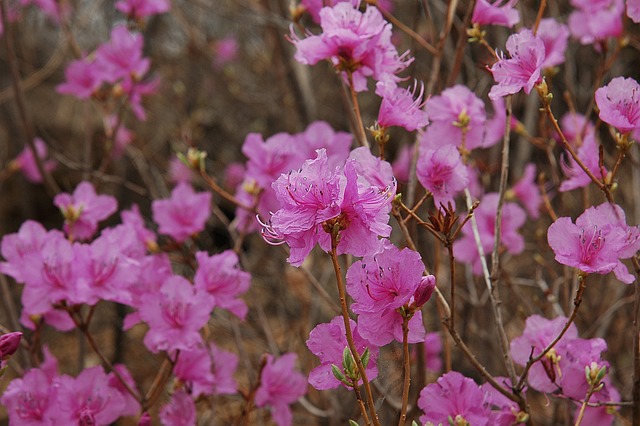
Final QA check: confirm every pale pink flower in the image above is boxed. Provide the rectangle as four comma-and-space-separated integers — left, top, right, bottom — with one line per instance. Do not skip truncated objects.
559, 131, 606, 192
510, 163, 541, 218
152, 183, 212, 242
375, 79, 429, 131
489, 29, 545, 99
472, 0, 519, 27
255, 353, 307, 426
392, 144, 412, 182
595, 76, 640, 134
173, 341, 238, 397
94, 24, 150, 83
1, 364, 60, 424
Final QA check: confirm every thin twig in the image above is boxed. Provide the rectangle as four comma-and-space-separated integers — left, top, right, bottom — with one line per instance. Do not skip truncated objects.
398, 315, 411, 426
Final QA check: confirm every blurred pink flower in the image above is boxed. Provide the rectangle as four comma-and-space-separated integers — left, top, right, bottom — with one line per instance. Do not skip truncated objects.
568, 0, 624, 45
57, 59, 102, 99
375, 79, 429, 131
538, 18, 570, 68
194, 250, 251, 319
392, 144, 412, 183
472, 0, 520, 27
212, 36, 239, 68
628, 0, 640, 21
291, 2, 411, 91
511, 163, 541, 218
0, 220, 53, 283
1, 364, 59, 424
54, 181, 118, 241
12, 138, 57, 184
174, 341, 238, 397
168, 156, 193, 185
481, 377, 526, 426
417, 144, 469, 209
116, 0, 170, 18
418, 371, 492, 426
306, 316, 379, 390
559, 131, 606, 192
159, 390, 196, 426
418, 331, 443, 373
548, 203, 640, 283
255, 353, 307, 426
489, 29, 545, 100
595, 76, 640, 134
95, 24, 150, 83
152, 182, 212, 242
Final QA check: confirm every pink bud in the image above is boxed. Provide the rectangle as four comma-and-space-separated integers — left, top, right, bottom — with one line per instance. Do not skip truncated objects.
138, 412, 152, 426
0, 332, 22, 359
414, 275, 436, 307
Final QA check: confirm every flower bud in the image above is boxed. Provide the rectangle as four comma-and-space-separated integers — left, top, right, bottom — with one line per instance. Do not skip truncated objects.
0, 332, 22, 360
413, 275, 436, 307
138, 412, 152, 426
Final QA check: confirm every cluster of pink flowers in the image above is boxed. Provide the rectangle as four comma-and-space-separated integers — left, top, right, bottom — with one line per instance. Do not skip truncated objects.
568, 0, 624, 45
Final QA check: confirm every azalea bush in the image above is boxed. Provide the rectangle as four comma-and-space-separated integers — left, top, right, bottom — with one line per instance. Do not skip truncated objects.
2, 0, 640, 425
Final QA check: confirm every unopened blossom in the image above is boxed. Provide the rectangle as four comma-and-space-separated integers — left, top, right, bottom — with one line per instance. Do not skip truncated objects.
291, 2, 411, 91
11, 137, 57, 183
509, 163, 541, 218
0, 332, 22, 369
152, 182, 212, 242
422, 84, 487, 150
346, 243, 427, 346
375, 79, 429, 131
595, 76, 640, 134
306, 316, 379, 390
472, 0, 520, 27
54, 181, 118, 241
115, 0, 170, 19
418, 371, 492, 426
255, 353, 307, 426
538, 18, 570, 69
194, 250, 251, 320
489, 29, 545, 100
417, 145, 469, 209
568, 0, 624, 45
548, 202, 640, 283
159, 390, 196, 426
173, 341, 238, 397
139, 275, 214, 353
629, 0, 640, 22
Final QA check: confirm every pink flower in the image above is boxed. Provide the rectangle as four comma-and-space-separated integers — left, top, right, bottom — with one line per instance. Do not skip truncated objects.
12, 138, 57, 183
306, 316, 379, 390
94, 24, 150, 83
419, 332, 443, 373
212, 36, 239, 68
0, 332, 22, 368
472, 0, 519, 27
194, 250, 251, 319
548, 203, 640, 283
559, 131, 606, 192
418, 371, 492, 426
375, 79, 429, 131
54, 181, 118, 241
139, 275, 214, 352
255, 353, 307, 426
159, 390, 196, 426
1, 364, 59, 424
291, 2, 411, 92
538, 18, 570, 69
417, 145, 469, 209
422, 85, 487, 150
115, 0, 170, 18
174, 341, 238, 397
489, 29, 545, 100
169, 156, 193, 185
0, 220, 57, 283
152, 183, 212, 242
346, 242, 426, 346
568, 0, 624, 45
454, 193, 526, 274
57, 58, 102, 99
510, 163, 541, 218
628, 0, 640, 22
595, 76, 640, 134
392, 144, 412, 182
481, 377, 526, 426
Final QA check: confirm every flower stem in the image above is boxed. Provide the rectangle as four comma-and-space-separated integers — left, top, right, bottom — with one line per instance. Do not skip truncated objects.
397, 315, 411, 426
353, 381, 372, 426
574, 383, 598, 426
347, 72, 369, 148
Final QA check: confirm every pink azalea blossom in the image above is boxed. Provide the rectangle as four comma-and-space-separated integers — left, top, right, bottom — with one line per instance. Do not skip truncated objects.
538, 18, 570, 69
472, 0, 520, 27
54, 181, 118, 241
510, 163, 541, 218
94, 24, 150, 83
139, 275, 214, 353
392, 144, 412, 182
0, 220, 58, 283
375, 79, 429, 131
489, 29, 545, 100
628, 0, 640, 22
194, 250, 251, 319
57, 58, 102, 99
1, 363, 60, 424
115, 0, 170, 18
346, 242, 427, 346
120, 205, 157, 252
159, 390, 196, 426
417, 145, 469, 209
11, 138, 57, 183
483, 96, 507, 148
418, 371, 492, 426
291, 2, 411, 91
418, 332, 443, 373
568, 0, 624, 45
174, 341, 238, 397
0, 332, 22, 369
481, 377, 526, 426
152, 182, 212, 242
255, 353, 307, 426
559, 131, 606, 192
595, 76, 640, 134
306, 316, 379, 390
548, 203, 640, 283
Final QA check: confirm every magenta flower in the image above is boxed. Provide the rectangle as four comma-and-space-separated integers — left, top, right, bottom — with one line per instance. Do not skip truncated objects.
306, 316, 379, 390
152, 183, 212, 242
375, 79, 429, 131
489, 29, 545, 100
418, 371, 492, 426
11, 137, 57, 183
559, 131, 606, 192
568, 0, 624, 45
346, 242, 427, 346
510, 163, 541, 218
139, 275, 214, 353
595, 77, 640, 134
291, 2, 411, 91
419, 332, 443, 373
417, 145, 469, 209
94, 24, 150, 83
422, 84, 487, 150
0, 332, 22, 369
472, 0, 520, 27
629, 0, 640, 22
159, 390, 196, 426
392, 144, 412, 182
483, 96, 507, 148
174, 341, 238, 397
1, 365, 59, 424
481, 377, 526, 426
297, 121, 352, 170
194, 250, 251, 320
0, 220, 58, 283
538, 18, 570, 69
548, 202, 640, 283
54, 181, 118, 241
255, 353, 307, 426
57, 58, 102, 99
115, 0, 170, 18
